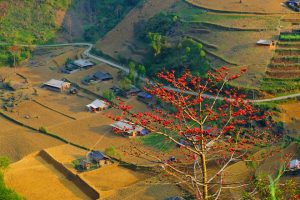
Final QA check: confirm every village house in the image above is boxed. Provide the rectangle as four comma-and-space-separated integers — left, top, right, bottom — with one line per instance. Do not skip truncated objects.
73, 59, 94, 69
88, 151, 113, 167
42, 79, 70, 92
61, 59, 94, 74
110, 120, 148, 137
285, 0, 300, 11
79, 151, 113, 170
86, 99, 109, 112
137, 92, 153, 104
82, 71, 113, 85
61, 62, 80, 74
256, 39, 275, 47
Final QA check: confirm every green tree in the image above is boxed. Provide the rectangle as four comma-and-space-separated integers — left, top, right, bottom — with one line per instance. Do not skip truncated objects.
137, 64, 146, 76
128, 61, 136, 83
148, 32, 164, 56
119, 77, 132, 91
103, 90, 116, 101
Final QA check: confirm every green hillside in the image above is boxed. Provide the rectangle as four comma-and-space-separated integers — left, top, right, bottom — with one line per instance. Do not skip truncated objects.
0, 0, 72, 65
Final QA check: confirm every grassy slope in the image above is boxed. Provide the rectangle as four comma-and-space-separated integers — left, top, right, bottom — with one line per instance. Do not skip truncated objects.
0, 157, 23, 200
0, 173, 23, 200
0, 0, 72, 65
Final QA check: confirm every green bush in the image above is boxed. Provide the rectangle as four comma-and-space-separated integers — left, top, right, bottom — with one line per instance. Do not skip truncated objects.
0, 157, 9, 170
103, 90, 116, 101
139, 12, 179, 40
105, 146, 122, 160
39, 126, 48, 134
279, 34, 300, 41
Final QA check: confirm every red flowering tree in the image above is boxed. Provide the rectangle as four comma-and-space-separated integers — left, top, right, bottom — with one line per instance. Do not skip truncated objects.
112, 67, 278, 199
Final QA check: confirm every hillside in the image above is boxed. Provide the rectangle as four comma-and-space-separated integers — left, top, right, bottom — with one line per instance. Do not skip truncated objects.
0, 0, 142, 66
0, 0, 72, 65
0, 0, 299, 199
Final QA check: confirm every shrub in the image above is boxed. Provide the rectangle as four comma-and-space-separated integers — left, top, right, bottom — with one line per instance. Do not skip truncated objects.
39, 126, 48, 134
0, 157, 9, 170
105, 146, 122, 160
103, 90, 115, 101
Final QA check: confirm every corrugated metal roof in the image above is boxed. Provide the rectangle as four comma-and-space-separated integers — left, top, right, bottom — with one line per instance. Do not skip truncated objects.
86, 99, 108, 109
74, 59, 94, 68
43, 79, 69, 88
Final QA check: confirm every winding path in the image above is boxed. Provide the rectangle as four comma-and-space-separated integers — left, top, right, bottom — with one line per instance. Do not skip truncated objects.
1, 42, 300, 103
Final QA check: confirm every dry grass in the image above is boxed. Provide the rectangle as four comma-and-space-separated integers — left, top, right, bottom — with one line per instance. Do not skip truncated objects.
95, 0, 179, 59
0, 116, 63, 161
5, 100, 72, 129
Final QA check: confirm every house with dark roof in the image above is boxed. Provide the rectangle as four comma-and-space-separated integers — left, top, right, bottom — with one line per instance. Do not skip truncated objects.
82, 71, 113, 85
137, 92, 153, 104
42, 79, 70, 92
93, 71, 113, 81
88, 151, 113, 167
285, 0, 300, 11
73, 59, 94, 69
61, 63, 80, 74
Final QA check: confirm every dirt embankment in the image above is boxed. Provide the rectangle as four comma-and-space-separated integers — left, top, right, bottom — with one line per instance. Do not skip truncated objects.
186, 0, 291, 14
95, 0, 179, 59
4, 152, 92, 200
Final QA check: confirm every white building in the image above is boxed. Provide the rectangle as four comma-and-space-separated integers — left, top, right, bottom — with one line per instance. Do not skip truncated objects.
86, 99, 109, 112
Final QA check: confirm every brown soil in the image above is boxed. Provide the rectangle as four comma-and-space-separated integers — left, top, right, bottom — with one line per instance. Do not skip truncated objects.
4, 152, 91, 200
256, 143, 300, 178
186, 0, 291, 13
279, 101, 300, 137
0, 116, 63, 162
95, 0, 179, 60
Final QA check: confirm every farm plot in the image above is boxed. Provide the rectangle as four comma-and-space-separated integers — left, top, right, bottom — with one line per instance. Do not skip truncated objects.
195, 30, 277, 66
47, 112, 129, 151
267, 32, 300, 78
5, 100, 73, 129
173, 2, 284, 30
0, 115, 63, 161
4, 152, 91, 200
34, 89, 93, 119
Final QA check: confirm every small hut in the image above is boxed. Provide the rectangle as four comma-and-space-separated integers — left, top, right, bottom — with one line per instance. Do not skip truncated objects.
256, 39, 275, 47
73, 59, 94, 69
137, 92, 153, 104
86, 99, 109, 112
110, 120, 148, 137
80, 159, 92, 170
88, 151, 113, 167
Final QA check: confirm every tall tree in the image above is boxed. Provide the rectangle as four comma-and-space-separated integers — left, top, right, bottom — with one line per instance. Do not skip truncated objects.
9, 45, 19, 72
112, 68, 279, 199
148, 32, 164, 56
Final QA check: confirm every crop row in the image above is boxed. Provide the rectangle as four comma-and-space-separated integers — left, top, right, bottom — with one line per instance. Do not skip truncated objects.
275, 49, 300, 56
260, 78, 300, 94
271, 56, 300, 63
279, 34, 300, 41
268, 63, 300, 69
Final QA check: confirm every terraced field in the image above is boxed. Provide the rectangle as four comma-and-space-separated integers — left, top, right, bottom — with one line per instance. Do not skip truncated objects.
260, 16, 300, 95
268, 30, 300, 78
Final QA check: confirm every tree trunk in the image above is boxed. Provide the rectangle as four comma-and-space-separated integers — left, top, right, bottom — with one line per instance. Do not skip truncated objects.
201, 154, 208, 199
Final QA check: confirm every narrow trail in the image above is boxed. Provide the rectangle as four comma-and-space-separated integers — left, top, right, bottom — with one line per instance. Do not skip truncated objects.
1, 42, 300, 103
